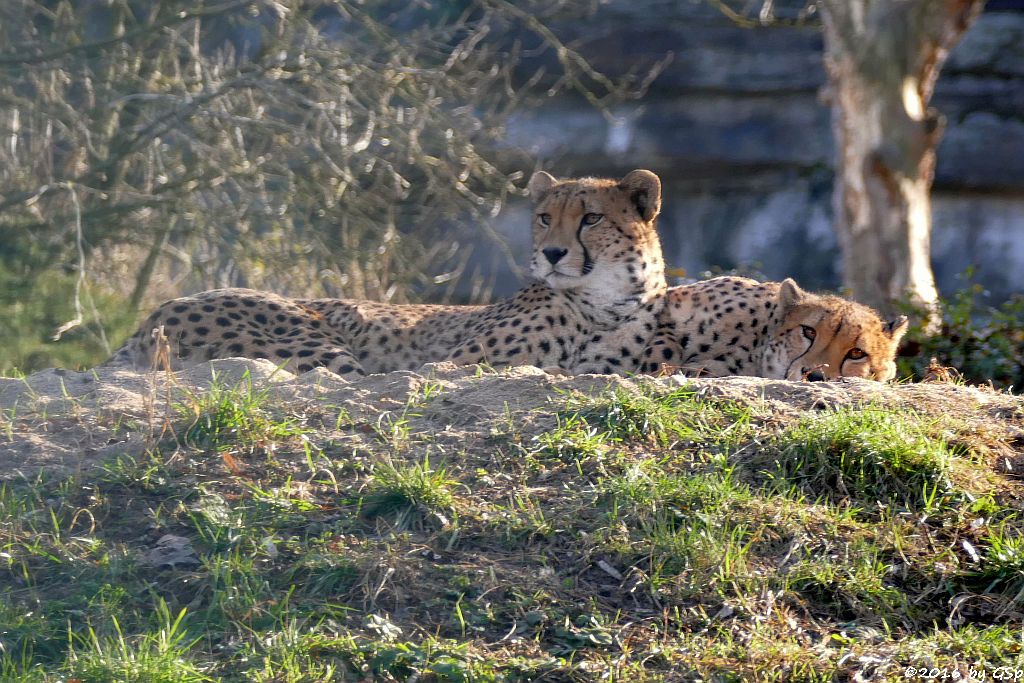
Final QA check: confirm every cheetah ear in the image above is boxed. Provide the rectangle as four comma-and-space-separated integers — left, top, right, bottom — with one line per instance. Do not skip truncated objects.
777, 278, 806, 309
884, 315, 909, 341
618, 169, 661, 222
528, 171, 558, 199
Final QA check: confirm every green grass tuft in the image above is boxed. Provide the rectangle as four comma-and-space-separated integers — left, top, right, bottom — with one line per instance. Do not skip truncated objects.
176, 371, 306, 456
67, 601, 209, 683
365, 455, 458, 527
758, 407, 958, 512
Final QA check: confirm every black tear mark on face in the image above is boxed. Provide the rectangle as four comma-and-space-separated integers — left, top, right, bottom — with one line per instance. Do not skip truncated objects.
577, 219, 594, 275
783, 326, 815, 378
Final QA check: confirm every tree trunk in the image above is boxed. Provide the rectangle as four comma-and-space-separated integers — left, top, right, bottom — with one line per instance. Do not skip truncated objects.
818, 0, 984, 327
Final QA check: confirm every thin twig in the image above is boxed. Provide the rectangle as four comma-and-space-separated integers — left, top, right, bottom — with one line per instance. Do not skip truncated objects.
52, 182, 85, 342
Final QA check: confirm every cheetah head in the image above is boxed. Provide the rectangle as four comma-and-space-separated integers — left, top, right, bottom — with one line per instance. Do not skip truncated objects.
765, 279, 909, 381
526, 169, 666, 310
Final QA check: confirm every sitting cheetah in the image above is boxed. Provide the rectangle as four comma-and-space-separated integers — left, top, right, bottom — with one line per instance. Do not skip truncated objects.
639, 276, 908, 381
104, 170, 667, 377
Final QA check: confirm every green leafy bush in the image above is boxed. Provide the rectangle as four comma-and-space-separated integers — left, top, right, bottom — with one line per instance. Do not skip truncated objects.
898, 271, 1024, 391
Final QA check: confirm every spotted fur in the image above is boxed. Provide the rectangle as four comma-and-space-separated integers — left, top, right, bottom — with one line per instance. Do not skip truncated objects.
639, 276, 909, 381
104, 170, 667, 376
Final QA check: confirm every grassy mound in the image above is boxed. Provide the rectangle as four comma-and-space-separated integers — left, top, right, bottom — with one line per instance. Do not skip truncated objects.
1, 363, 1022, 681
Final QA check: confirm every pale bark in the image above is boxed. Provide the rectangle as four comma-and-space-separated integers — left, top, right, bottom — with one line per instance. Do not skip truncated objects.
818, 0, 984, 326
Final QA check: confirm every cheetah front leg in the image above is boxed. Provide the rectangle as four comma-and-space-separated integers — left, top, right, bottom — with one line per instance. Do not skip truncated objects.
441, 336, 533, 370
572, 317, 658, 375
440, 333, 565, 371
637, 329, 723, 377
638, 330, 686, 376
438, 336, 488, 368
298, 345, 367, 378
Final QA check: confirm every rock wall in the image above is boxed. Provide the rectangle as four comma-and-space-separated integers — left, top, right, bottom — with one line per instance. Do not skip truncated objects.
485, 1, 1024, 302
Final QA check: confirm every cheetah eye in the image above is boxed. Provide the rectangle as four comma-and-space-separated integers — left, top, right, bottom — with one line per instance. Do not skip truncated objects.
537, 213, 551, 227
846, 348, 867, 360
581, 213, 603, 227
801, 325, 817, 341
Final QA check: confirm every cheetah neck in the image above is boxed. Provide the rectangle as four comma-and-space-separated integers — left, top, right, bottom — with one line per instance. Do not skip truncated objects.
561, 270, 666, 329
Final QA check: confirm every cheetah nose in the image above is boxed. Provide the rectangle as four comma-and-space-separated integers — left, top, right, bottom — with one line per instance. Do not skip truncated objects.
805, 369, 826, 382
542, 247, 568, 265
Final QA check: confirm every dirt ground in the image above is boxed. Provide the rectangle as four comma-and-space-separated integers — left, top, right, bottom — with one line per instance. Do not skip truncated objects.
2, 359, 1023, 481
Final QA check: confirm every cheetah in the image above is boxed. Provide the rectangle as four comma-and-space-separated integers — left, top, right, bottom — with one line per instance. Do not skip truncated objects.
639, 276, 909, 381
104, 170, 667, 377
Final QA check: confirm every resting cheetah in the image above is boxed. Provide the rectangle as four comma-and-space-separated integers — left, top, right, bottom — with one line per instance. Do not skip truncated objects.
639, 276, 908, 381
104, 170, 667, 376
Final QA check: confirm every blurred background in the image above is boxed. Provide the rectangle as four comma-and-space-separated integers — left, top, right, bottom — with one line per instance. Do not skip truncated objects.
496, 0, 1024, 299
1, 0, 1022, 382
